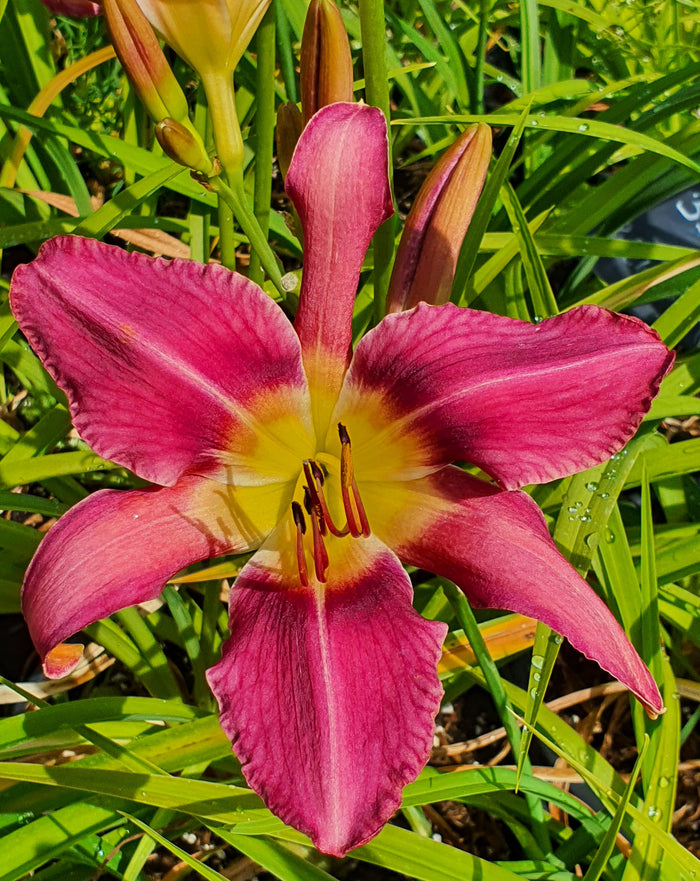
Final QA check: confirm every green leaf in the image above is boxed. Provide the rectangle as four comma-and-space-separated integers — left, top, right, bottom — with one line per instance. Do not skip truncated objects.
652, 275, 700, 348
451, 103, 532, 304
582, 736, 649, 881
404, 113, 700, 177
216, 828, 338, 881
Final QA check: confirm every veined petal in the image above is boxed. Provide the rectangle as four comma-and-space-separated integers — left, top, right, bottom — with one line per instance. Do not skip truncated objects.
365, 465, 663, 716
207, 525, 446, 856
335, 303, 673, 488
24, 474, 289, 678
286, 103, 393, 436
10, 237, 314, 487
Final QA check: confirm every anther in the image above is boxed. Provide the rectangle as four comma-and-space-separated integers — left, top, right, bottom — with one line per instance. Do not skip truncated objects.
338, 422, 371, 538
291, 501, 309, 587
310, 461, 325, 486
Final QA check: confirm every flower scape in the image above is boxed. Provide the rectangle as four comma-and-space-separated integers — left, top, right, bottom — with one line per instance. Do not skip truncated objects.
9, 103, 674, 856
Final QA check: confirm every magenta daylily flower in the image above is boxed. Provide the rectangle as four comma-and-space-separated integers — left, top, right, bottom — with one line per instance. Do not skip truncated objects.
10, 103, 672, 856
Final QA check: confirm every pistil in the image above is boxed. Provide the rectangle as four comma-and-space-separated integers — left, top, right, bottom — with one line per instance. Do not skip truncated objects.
303, 460, 348, 537
292, 425, 371, 586
304, 487, 329, 582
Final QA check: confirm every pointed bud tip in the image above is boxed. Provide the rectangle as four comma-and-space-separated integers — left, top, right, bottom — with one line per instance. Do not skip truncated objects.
300, 0, 353, 125
156, 119, 213, 174
386, 123, 493, 312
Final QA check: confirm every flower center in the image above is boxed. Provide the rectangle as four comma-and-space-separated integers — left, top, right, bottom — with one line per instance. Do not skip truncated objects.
291, 423, 371, 586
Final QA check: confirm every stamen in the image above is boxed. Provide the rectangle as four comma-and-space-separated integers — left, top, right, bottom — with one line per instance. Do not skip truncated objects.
302, 463, 327, 535
311, 513, 329, 582
302, 486, 329, 582
352, 478, 371, 537
303, 459, 348, 538
338, 422, 368, 538
291, 501, 309, 587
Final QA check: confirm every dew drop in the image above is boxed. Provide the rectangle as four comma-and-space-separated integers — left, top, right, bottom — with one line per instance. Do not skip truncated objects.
553, 634, 563, 645
567, 505, 578, 514
647, 805, 660, 820
599, 491, 609, 499
532, 654, 544, 670
585, 481, 598, 492
580, 515, 591, 523
658, 776, 670, 789
529, 687, 538, 698
605, 529, 616, 543
533, 671, 541, 682
578, 123, 589, 132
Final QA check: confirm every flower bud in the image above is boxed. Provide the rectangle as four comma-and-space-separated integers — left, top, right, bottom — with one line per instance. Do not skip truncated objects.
40, 0, 101, 15
386, 124, 492, 312
300, 0, 353, 126
136, 0, 272, 79
102, 0, 190, 125
276, 102, 303, 180
156, 118, 213, 174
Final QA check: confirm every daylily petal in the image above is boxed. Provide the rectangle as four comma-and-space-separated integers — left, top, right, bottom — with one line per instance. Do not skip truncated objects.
136, 0, 270, 76
335, 303, 674, 488
24, 474, 290, 678
10, 237, 314, 487
286, 103, 393, 436
365, 465, 663, 716
207, 524, 447, 856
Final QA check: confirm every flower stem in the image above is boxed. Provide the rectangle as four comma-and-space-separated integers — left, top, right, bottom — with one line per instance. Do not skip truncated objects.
358, 0, 390, 120
441, 579, 553, 856
209, 174, 284, 295
202, 71, 282, 289
201, 72, 245, 177
358, 0, 396, 324
249, 4, 277, 287
473, 0, 490, 114
217, 197, 237, 270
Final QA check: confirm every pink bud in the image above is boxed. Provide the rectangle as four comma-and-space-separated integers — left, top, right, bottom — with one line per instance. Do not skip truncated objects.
102, 0, 190, 125
39, 0, 101, 17
387, 124, 492, 312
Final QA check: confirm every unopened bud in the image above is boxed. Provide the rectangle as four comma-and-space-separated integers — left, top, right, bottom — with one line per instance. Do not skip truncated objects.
300, 0, 353, 126
386, 124, 492, 312
156, 119, 213, 174
39, 0, 101, 16
276, 102, 303, 180
102, 0, 190, 124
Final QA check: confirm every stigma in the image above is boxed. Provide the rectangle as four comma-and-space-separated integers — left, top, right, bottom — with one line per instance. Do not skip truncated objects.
292, 423, 371, 585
